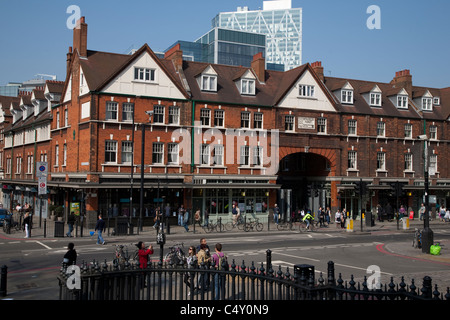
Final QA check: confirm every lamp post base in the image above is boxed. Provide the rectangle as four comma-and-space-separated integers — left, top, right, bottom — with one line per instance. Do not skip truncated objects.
421, 227, 434, 254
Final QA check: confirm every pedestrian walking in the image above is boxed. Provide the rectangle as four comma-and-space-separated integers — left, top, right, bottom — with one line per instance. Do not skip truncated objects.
419, 203, 426, 221
232, 203, 240, 226
182, 208, 190, 232
63, 242, 77, 267
194, 209, 202, 229
23, 212, 31, 238
94, 214, 106, 245
66, 211, 75, 237
273, 204, 280, 225
178, 204, 186, 226
184, 246, 198, 294
335, 209, 341, 228
203, 207, 209, 227
211, 243, 227, 300
196, 243, 211, 291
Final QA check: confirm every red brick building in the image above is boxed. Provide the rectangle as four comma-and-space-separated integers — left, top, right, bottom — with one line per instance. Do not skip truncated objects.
2, 17, 450, 228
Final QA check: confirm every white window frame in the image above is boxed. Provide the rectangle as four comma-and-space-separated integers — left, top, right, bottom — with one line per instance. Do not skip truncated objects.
64, 109, 69, 127
370, 93, 382, 106
153, 105, 165, 124
422, 97, 432, 111
430, 154, 438, 174
299, 85, 315, 98
122, 103, 134, 122
55, 145, 59, 166
200, 109, 211, 127
377, 121, 385, 137
134, 67, 155, 82
63, 144, 67, 166
201, 75, 217, 92
168, 106, 180, 125
214, 110, 224, 127
121, 141, 133, 164
168, 143, 179, 165
253, 146, 263, 167
106, 101, 118, 121
404, 153, 413, 171
285, 115, 295, 132
152, 142, 164, 164
105, 140, 117, 164
397, 95, 408, 108
241, 79, 255, 95
253, 113, 263, 129
240, 145, 250, 166
376, 152, 386, 171
200, 144, 210, 165
348, 119, 357, 135
241, 112, 250, 128
433, 97, 440, 105
430, 126, 437, 140
317, 117, 327, 134
341, 90, 353, 104
348, 151, 357, 170
212, 144, 224, 166
404, 124, 412, 138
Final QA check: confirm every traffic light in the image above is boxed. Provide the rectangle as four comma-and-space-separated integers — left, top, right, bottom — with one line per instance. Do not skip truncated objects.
314, 189, 319, 197
354, 180, 368, 196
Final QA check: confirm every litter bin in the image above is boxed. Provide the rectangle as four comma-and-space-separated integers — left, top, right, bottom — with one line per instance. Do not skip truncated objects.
54, 221, 65, 237
115, 217, 129, 235
366, 211, 375, 227
294, 264, 315, 285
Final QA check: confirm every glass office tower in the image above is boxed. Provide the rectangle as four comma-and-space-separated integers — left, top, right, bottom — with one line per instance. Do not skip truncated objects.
211, 1, 302, 71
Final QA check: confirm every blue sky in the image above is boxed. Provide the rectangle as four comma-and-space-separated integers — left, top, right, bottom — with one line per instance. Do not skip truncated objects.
1, 0, 449, 88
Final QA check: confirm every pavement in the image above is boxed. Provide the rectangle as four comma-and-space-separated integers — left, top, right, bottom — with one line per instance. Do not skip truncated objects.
1, 216, 450, 300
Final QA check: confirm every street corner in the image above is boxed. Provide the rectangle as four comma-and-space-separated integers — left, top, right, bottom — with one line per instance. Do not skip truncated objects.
380, 240, 450, 266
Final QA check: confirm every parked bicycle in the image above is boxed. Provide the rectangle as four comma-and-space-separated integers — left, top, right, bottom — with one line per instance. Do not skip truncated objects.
112, 244, 136, 269
224, 215, 245, 231
276, 220, 298, 231
244, 218, 263, 232
164, 242, 186, 265
202, 219, 225, 233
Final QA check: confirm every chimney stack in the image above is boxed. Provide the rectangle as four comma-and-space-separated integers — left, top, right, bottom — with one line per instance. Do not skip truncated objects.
311, 61, 324, 82
391, 69, 412, 97
251, 52, 265, 82
73, 16, 88, 57
164, 43, 183, 71
66, 46, 73, 76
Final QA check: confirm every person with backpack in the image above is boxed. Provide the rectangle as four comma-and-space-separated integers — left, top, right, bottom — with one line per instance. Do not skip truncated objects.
211, 243, 227, 300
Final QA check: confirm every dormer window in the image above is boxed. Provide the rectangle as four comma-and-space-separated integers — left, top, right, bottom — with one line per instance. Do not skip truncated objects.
134, 67, 155, 82
370, 93, 382, 106
201, 75, 217, 92
341, 90, 353, 104
433, 97, 440, 105
241, 79, 255, 95
422, 97, 432, 111
397, 95, 408, 108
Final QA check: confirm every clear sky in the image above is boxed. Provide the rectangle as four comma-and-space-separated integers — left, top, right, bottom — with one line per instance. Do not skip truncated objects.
0, 0, 449, 88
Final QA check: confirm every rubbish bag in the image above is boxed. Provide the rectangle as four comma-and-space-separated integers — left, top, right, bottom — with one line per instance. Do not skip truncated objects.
430, 243, 441, 255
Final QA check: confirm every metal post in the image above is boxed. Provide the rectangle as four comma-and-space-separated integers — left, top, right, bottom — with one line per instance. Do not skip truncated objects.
139, 123, 145, 232
422, 138, 434, 253
0, 265, 7, 297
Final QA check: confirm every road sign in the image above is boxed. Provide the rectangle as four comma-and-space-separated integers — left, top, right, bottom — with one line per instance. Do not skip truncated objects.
38, 176, 47, 195
36, 162, 48, 178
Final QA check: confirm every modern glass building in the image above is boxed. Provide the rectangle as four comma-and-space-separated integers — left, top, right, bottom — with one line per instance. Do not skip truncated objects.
211, 0, 302, 71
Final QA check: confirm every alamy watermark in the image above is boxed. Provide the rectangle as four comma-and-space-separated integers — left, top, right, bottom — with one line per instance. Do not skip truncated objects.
367, 5, 381, 30
66, 5, 81, 30
366, 265, 382, 290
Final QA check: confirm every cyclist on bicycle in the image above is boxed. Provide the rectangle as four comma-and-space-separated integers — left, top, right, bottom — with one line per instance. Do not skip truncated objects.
302, 211, 314, 230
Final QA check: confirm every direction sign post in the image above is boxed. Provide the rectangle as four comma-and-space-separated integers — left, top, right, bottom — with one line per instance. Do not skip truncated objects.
36, 162, 48, 228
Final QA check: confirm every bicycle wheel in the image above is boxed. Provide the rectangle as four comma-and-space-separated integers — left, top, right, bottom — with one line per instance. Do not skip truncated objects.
299, 222, 307, 232
244, 224, 251, 232
277, 223, 285, 231
216, 223, 224, 233
256, 223, 264, 232
224, 222, 233, 231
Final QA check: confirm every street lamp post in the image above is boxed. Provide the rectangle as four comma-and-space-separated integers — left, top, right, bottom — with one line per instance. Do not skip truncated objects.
418, 134, 434, 254
140, 111, 153, 232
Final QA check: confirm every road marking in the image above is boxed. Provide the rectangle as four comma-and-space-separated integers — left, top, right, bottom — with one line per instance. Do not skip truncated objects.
34, 241, 52, 250
274, 251, 320, 262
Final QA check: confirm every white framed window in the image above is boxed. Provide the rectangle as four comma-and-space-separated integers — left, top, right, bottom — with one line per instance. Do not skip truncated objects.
56, 111, 60, 129
377, 121, 385, 137
241, 79, 255, 95
253, 146, 263, 167
397, 95, 408, 108
430, 154, 437, 174
200, 144, 210, 165
348, 151, 357, 170
122, 103, 134, 122
200, 109, 211, 126
299, 85, 315, 97
106, 101, 118, 121
152, 142, 164, 164
6, 158, 11, 174
404, 124, 412, 138
285, 115, 294, 131
377, 152, 385, 171
317, 117, 327, 133
404, 153, 413, 171
430, 126, 437, 140
214, 110, 224, 127
253, 113, 263, 129
212, 144, 224, 166
55, 145, 59, 166
105, 140, 117, 163
201, 75, 217, 92
341, 90, 353, 104
121, 141, 133, 164
63, 144, 67, 166
168, 143, 179, 164
241, 112, 250, 128
348, 119, 357, 135
168, 106, 180, 125
134, 67, 155, 82
16, 156, 22, 174
240, 145, 250, 166
64, 109, 69, 127
433, 97, 440, 105
370, 93, 382, 106
153, 105, 164, 123
422, 97, 432, 111
27, 155, 34, 174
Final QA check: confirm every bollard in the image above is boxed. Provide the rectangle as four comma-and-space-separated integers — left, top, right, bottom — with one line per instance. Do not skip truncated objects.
402, 217, 410, 230
0, 265, 7, 297
346, 218, 354, 232
44, 219, 47, 238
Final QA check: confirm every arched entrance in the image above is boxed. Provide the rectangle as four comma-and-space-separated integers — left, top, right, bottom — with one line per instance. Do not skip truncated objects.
276, 148, 336, 220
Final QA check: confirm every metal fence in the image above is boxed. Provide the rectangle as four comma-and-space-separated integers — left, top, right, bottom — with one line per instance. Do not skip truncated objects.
58, 250, 450, 301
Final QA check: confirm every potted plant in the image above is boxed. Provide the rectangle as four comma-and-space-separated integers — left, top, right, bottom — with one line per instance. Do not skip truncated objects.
55, 206, 64, 221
